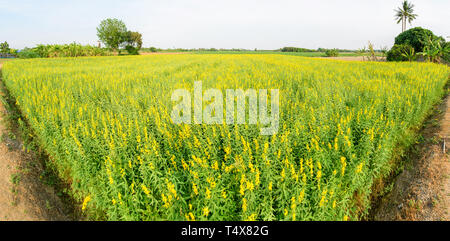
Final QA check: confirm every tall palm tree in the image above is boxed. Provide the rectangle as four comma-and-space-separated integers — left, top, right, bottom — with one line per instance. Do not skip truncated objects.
395, 1, 418, 32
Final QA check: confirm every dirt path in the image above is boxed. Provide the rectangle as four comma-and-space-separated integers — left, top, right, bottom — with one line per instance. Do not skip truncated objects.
374, 94, 450, 221
442, 96, 450, 220
139, 52, 187, 55
0, 64, 71, 221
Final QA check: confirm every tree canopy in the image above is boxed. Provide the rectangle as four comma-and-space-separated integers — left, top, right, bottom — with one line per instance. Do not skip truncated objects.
97, 18, 128, 52
0, 41, 10, 54
126, 31, 143, 50
394, 1, 418, 32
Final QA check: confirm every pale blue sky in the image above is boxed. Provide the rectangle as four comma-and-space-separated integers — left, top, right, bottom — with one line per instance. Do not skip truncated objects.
1, 0, 448, 50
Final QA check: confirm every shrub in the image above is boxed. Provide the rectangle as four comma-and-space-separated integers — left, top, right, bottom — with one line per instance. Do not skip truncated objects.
18, 44, 110, 59
125, 31, 143, 52
386, 44, 413, 62
281, 47, 316, 52
419, 36, 450, 63
125, 45, 139, 55
325, 49, 339, 57
394, 27, 441, 53
16, 48, 41, 58
0, 41, 10, 54
443, 42, 450, 63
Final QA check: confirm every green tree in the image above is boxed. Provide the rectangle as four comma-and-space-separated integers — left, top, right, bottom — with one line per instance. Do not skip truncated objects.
394, 1, 418, 33
125, 31, 143, 50
97, 18, 128, 53
0, 41, 10, 54
394, 27, 440, 53
419, 36, 450, 63
123, 31, 143, 55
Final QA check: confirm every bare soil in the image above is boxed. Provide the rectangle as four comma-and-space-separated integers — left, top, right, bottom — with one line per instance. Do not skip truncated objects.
139, 52, 187, 56
0, 65, 72, 221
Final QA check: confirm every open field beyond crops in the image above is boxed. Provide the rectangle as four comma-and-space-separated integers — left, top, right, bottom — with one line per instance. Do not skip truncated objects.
152, 51, 364, 57
1, 54, 449, 220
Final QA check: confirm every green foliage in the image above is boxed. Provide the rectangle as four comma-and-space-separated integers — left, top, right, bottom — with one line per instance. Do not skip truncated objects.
418, 36, 450, 63
16, 48, 41, 58
3, 54, 449, 220
125, 45, 139, 55
325, 49, 339, 57
443, 42, 450, 63
281, 47, 316, 52
401, 46, 416, 62
9, 48, 18, 55
394, 1, 418, 32
366, 42, 379, 61
17, 43, 110, 59
394, 27, 440, 53
97, 18, 128, 52
125, 31, 143, 51
4, 55, 447, 221
0, 41, 11, 54
380, 46, 389, 57
386, 44, 413, 62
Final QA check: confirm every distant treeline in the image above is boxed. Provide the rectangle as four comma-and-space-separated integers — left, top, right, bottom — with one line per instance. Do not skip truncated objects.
11, 44, 362, 59
281, 47, 357, 53
140, 47, 359, 53
280, 47, 317, 52
140, 47, 263, 52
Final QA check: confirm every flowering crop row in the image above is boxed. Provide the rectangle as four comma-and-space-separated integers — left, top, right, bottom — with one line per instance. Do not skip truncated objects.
2, 54, 448, 220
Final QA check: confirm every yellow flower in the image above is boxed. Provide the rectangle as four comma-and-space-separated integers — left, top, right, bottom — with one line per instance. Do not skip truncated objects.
316, 170, 322, 180
202, 207, 210, 217
221, 190, 227, 199
268, 181, 273, 191
212, 161, 219, 170
340, 157, 347, 176
192, 182, 199, 195
167, 181, 177, 198
82, 195, 91, 211
245, 213, 257, 221
242, 198, 248, 212
334, 138, 339, 150
141, 184, 150, 196
356, 162, 364, 174
291, 196, 297, 210
239, 174, 246, 196
298, 189, 305, 203
206, 187, 211, 199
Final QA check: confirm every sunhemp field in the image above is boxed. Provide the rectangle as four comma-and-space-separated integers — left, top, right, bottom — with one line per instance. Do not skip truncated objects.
171, 81, 280, 135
